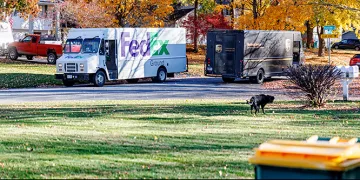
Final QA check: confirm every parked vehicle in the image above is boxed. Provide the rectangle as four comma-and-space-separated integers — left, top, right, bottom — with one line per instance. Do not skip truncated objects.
55, 28, 187, 87
205, 29, 305, 84
350, 54, 360, 67
7, 34, 62, 64
331, 39, 360, 51
0, 21, 14, 56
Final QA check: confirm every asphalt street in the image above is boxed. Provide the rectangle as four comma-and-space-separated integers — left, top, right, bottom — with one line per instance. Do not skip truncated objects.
0, 77, 295, 104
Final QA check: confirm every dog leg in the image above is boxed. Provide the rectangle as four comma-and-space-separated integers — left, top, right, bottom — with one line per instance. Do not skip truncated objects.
255, 106, 259, 115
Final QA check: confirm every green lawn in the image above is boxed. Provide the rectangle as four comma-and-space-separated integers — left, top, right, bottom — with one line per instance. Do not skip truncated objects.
0, 59, 62, 89
0, 99, 359, 179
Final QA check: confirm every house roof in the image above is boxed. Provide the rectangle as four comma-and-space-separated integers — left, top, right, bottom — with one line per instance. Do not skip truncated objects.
167, 6, 194, 21
38, 0, 60, 6
342, 31, 355, 35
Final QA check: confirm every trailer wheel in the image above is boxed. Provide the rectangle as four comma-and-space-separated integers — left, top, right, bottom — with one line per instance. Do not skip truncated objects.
152, 67, 167, 83
63, 80, 75, 87
93, 70, 106, 87
47, 52, 57, 64
9, 48, 18, 60
254, 69, 265, 84
222, 77, 235, 83
126, 79, 139, 83
26, 55, 34, 60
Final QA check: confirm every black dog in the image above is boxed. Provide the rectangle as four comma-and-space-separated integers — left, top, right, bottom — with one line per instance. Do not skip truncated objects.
246, 94, 275, 114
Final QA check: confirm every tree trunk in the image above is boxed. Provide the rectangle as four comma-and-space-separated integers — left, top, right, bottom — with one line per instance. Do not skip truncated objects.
253, 0, 258, 19
305, 21, 313, 49
230, 0, 235, 29
193, 0, 199, 53
317, 26, 324, 57
241, 4, 245, 15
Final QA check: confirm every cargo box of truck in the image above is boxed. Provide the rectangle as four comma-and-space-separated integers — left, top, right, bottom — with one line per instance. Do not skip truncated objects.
205, 29, 305, 83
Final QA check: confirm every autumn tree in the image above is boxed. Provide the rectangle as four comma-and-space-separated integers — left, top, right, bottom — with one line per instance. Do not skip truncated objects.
0, 0, 40, 20
307, 0, 360, 56
233, 0, 312, 31
101, 0, 174, 27
178, 0, 219, 52
56, 0, 115, 28
180, 12, 231, 45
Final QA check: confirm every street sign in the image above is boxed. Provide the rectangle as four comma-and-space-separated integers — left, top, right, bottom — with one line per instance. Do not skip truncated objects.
321, 34, 339, 39
324, 25, 336, 31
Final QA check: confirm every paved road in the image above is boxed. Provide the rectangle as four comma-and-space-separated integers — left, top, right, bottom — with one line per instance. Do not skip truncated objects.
0, 77, 295, 104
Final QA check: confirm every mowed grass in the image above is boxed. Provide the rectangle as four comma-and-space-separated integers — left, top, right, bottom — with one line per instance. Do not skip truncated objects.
0, 99, 360, 179
0, 59, 62, 89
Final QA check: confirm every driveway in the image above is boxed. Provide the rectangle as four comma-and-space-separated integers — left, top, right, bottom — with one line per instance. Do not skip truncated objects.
0, 77, 296, 104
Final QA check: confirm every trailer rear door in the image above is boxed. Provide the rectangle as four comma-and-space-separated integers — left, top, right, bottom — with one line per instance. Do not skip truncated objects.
213, 34, 236, 75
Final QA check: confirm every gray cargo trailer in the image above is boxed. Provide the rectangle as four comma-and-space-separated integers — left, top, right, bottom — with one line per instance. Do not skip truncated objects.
204, 29, 305, 83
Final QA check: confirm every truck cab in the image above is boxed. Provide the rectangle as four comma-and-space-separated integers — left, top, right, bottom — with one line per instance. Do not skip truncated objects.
55, 29, 111, 87
7, 34, 62, 64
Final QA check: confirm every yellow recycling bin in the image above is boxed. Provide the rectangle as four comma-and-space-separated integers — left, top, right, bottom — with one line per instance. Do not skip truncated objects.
249, 136, 360, 179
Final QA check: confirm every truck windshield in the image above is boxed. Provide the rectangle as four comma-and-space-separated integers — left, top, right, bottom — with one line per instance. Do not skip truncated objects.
82, 38, 101, 53
64, 39, 82, 53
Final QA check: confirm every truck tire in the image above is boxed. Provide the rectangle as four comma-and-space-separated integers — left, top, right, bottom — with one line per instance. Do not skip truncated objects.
93, 71, 106, 87
26, 55, 34, 60
47, 52, 57, 64
63, 80, 75, 87
253, 69, 265, 84
9, 48, 18, 60
222, 77, 235, 83
152, 67, 167, 83
126, 79, 139, 83
356, 47, 360, 51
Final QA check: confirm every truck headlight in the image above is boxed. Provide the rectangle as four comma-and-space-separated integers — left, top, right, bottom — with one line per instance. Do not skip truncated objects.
79, 63, 84, 68
58, 63, 63, 71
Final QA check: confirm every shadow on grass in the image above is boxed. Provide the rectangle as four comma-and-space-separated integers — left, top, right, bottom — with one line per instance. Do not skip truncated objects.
0, 73, 62, 89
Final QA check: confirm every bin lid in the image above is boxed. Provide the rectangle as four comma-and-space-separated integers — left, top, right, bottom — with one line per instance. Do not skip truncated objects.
249, 138, 360, 171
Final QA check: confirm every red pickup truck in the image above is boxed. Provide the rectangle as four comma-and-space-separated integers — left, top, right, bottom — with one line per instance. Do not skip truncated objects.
7, 34, 63, 64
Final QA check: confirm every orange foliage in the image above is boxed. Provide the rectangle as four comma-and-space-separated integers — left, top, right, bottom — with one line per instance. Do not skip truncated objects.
0, 0, 40, 20
235, 0, 313, 32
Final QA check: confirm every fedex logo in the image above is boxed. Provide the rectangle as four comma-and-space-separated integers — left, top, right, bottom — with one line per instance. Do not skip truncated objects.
121, 32, 170, 57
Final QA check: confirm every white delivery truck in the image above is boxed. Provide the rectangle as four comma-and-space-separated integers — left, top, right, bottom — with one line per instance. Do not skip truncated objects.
0, 21, 14, 56
55, 28, 187, 87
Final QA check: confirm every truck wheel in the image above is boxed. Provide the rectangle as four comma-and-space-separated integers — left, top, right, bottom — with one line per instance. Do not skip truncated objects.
63, 80, 74, 87
152, 67, 167, 83
356, 47, 360, 51
93, 71, 106, 87
126, 79, 139, 83
9, 48, 18, 60
47, 52, 57, 64
254, 69, 265, 84
26, 55, 34, 60
222, 77, 235, 83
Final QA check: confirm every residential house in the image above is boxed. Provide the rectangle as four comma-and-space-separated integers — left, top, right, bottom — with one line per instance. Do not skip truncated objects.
342, 31, 358, 40
11, 0, 60, 41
